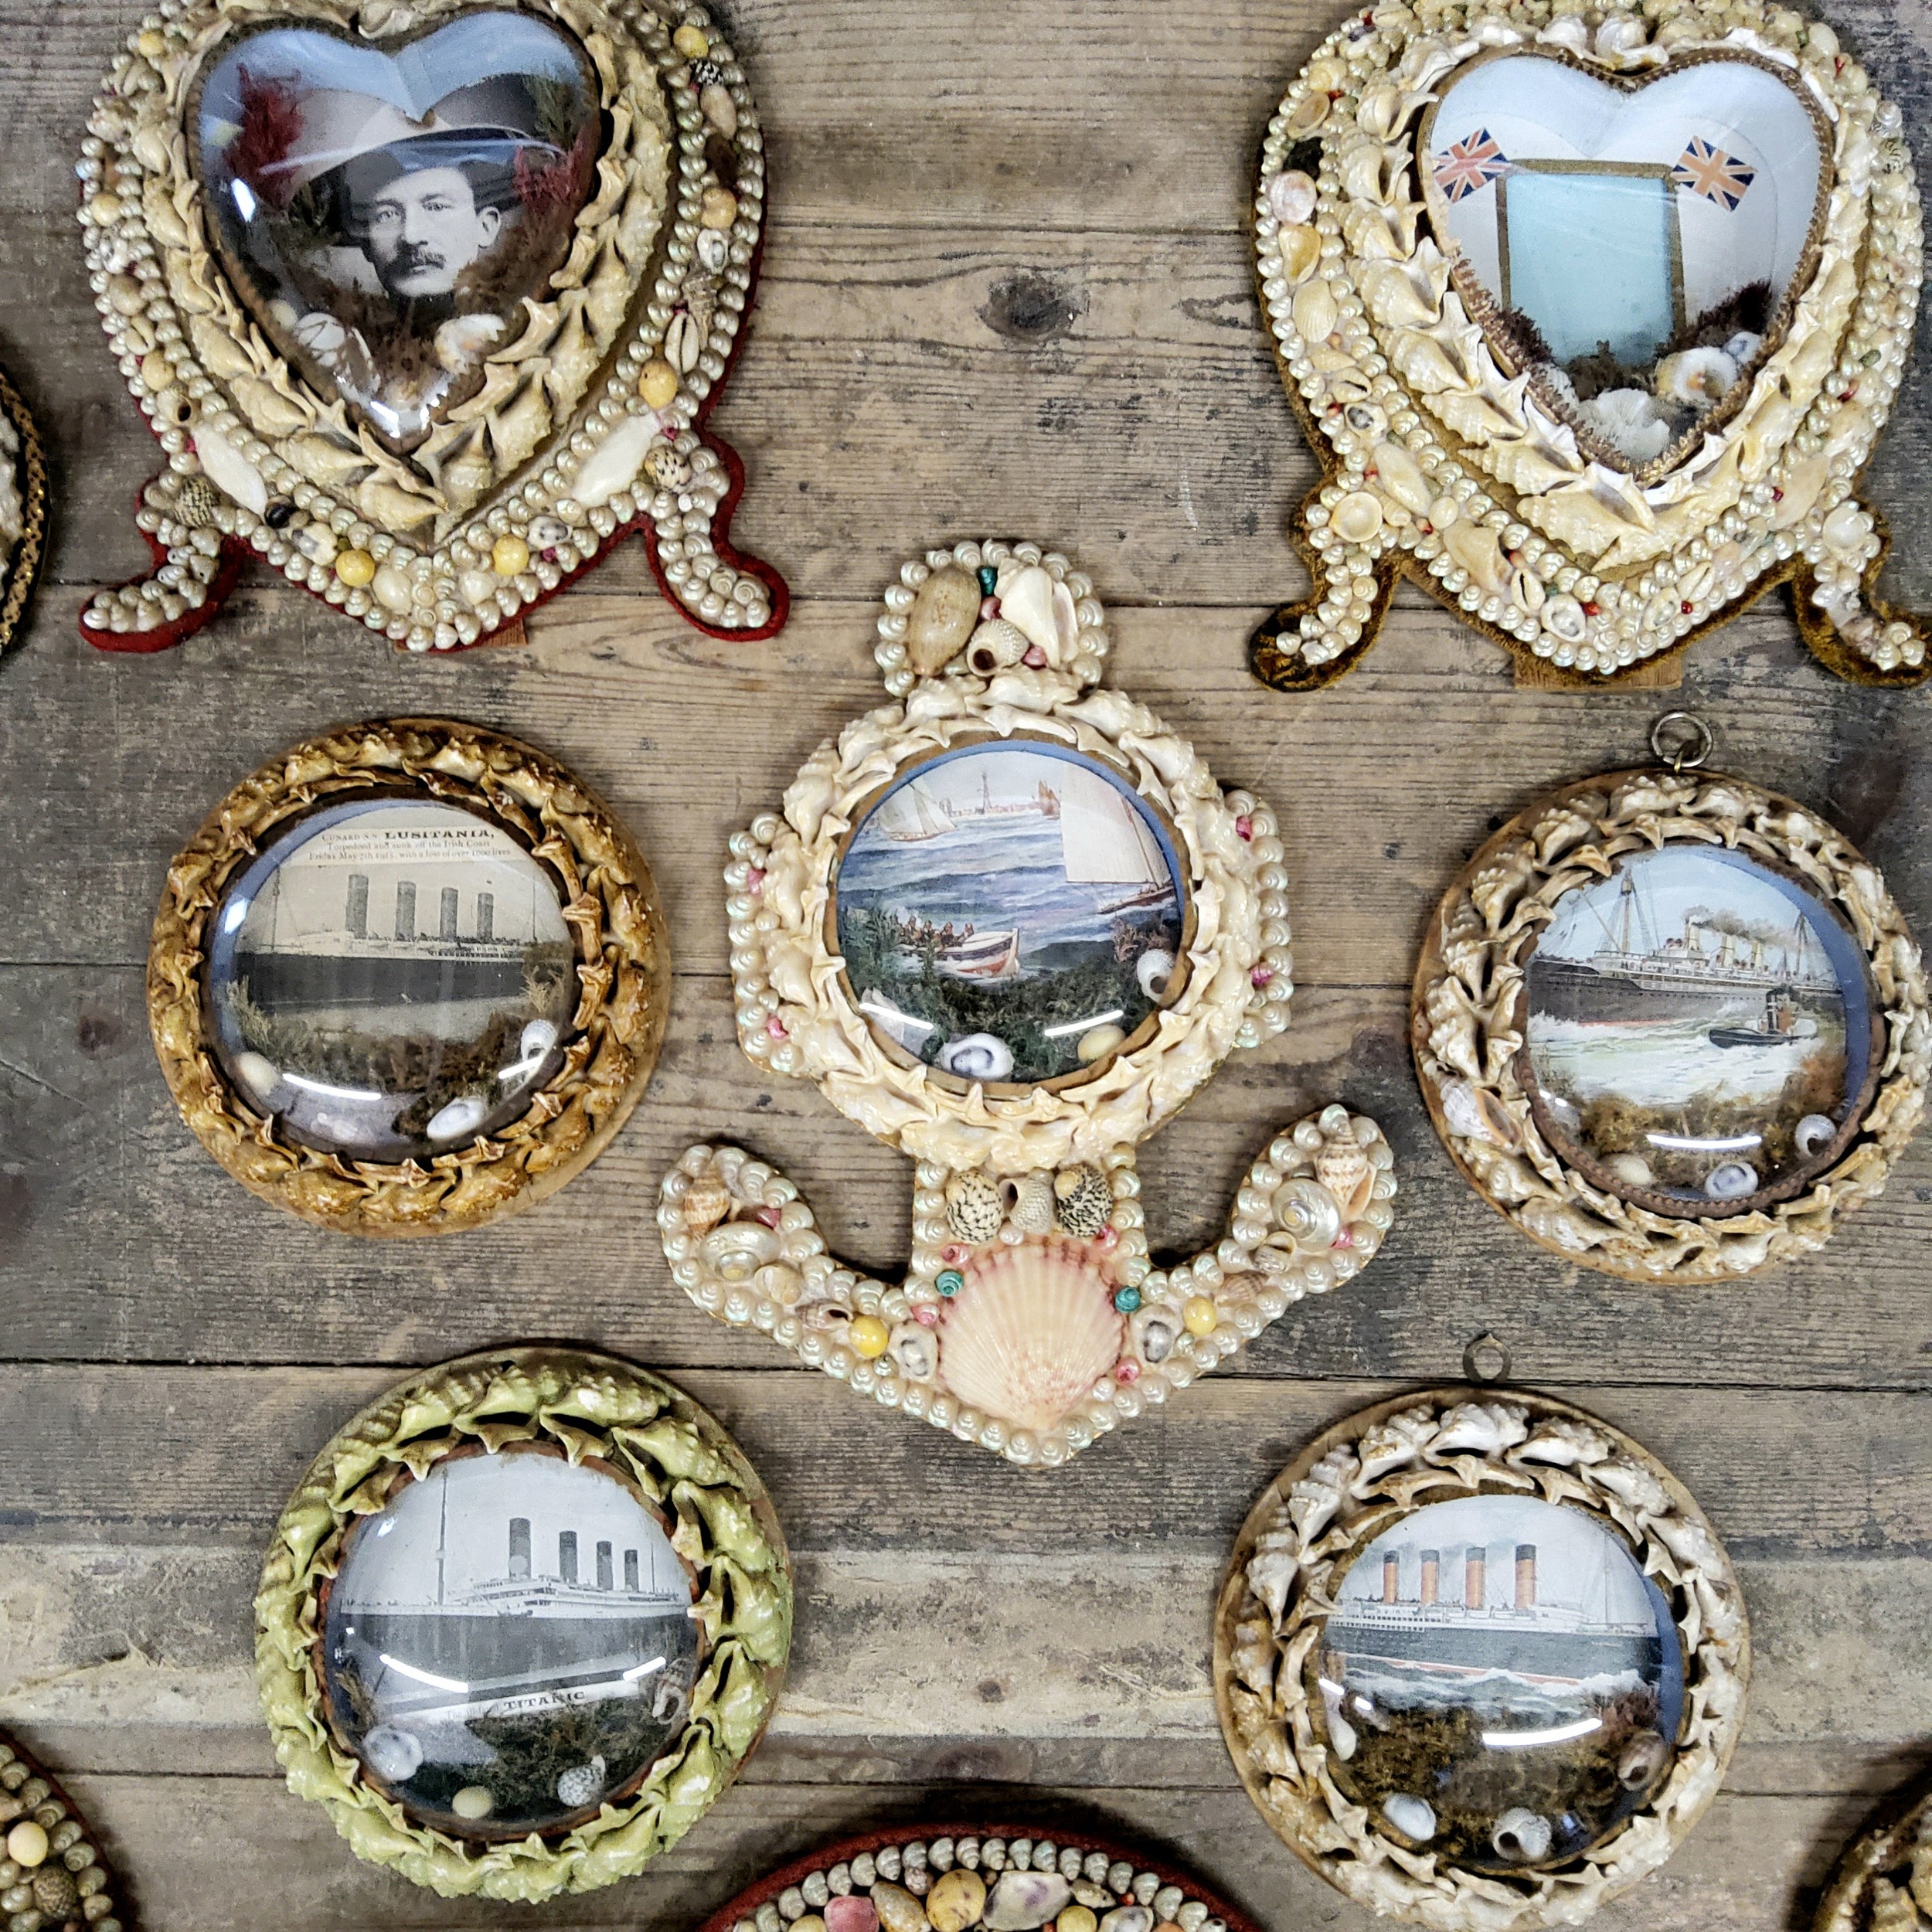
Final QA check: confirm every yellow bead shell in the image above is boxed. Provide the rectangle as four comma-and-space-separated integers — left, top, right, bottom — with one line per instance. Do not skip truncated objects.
639, 358, 681, 409
333, 547, 376, 588
850, 1315, 890, 1358
1183, 1295, 1217, 1336
491, 534, 531, 577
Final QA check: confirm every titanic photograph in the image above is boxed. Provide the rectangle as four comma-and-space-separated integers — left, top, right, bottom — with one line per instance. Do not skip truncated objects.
195, 12, 600, 445
1313, 1493, 1684, 1872
322, 1447, 703, 1835
206, 798, 576, 1162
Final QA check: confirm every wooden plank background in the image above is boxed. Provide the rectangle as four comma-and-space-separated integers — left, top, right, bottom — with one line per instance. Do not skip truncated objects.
2, 0, 1931, 1925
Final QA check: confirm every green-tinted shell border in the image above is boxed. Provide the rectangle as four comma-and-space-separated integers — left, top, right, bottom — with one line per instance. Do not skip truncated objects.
254, 1346, 791, 1900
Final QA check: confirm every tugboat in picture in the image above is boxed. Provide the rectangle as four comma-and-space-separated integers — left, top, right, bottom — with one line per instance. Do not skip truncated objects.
1707, 986, 1820, 1050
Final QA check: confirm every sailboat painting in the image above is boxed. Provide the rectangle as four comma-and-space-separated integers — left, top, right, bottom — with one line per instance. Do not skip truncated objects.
321, 1447, 702, 1837
1521, 845, 1872, 1206
833, 743, 1186, 1085
1314, 1495, 1684, 1872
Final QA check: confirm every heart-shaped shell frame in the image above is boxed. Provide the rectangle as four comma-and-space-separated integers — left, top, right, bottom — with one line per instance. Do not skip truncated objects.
255, 1347, 791, 1900
0, 1730, 134, 1932
1812, 1779, 1932, 1932
1249, 0, 1928, 689
147, 717, 670, 1235
1214, 1388, 1749, 1930
663, 538, 1400, 1469
77, 0, 786, 655
690, 1825, 1264, 1932
1411, 764, 1929, 1282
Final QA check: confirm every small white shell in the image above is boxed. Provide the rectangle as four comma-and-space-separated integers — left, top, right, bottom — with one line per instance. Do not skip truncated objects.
1492, 1808, 1553, 1863
1542, 593, 1588, 642
1794, 1114, 1837, 1158
938, 1033, 1015, 1082
889, 1320, 937, 1382
426, 1094, 490, 1143
1266, 168, 1318, 225
1439, 1077, 1519, 1148
1616, 1731, 1670, 1791
1381, 1794, 1436, 1842
194, 425, 269, 518
1704, 1162, 1760, 1201
573, 414, 658, 508
1655, 347, 1739, 408
1607, 1152, 1655, 1189
1136, 950, 1176, 998
233, 1050, 286, 1105
1331, 492, 1384, 544
702, 1221, 783, 1281
994, 563, 1062, 658
965, 617, 1030, 675
1006, 1171, 1057, 1234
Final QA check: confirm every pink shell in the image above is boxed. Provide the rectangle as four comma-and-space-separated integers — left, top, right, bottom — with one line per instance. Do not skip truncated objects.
826, 1900, 879, 1932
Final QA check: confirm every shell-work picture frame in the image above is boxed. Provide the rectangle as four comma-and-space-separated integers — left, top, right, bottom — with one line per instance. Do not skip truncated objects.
1249, 0, 1929, 690
660, 537, 1399, 1470
77, 0, 786, 655
1411, 730, 1930, 1282
0, 1728, 134, 1932
1814, 1778, 1932, 1932
691, 1824, 1264, 1932
0, 360, 48, 662
1214, 1389, 1748, 1930
256, 1347, 791, 1899
148, 717, 669, 1234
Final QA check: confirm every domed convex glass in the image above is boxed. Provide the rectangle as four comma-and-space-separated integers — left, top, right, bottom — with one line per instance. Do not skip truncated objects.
1308, 1493, 1685, 1874
206, 796, 574, 1161
1517, 844, 1877, 1213
831, 740, 1189, 1089
320, 1444, 702, 1838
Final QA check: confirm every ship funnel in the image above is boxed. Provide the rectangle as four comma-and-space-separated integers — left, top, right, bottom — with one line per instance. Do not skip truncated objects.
508, 1516, 531, 1580
1465, 1547, 1485, 1610
1381, 1549, 1399, 1604
1420, 1549, 1440, 1607
560, 1529, 579, 1584
596, 1540, 614, 1591
1515, 1543, 1536, 1610
624, 1548, 640, 1592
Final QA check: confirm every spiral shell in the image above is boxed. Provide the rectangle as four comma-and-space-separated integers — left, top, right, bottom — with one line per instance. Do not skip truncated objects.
1315, 1135, 1374, 1220
938, 1238, 1124, 1434
1439, 1077, 1519, 1150
702, 1221, 782, 1281
1704, 1162, 1760, 1201
945, 1170, 1006, 1244
1007, 1170, 1056, 1234
1053, 1163, 1112, 1238
938, 1033, 1015, 1081
175, 475, 223, 528
1794, 1113, 1837, 1158
1136, 949, 1176, 998
965, 617, 1030, 675
1492, 1808, 1552, 1864
683, 1174, 732, 1233
1268, 1177, 1342, 1256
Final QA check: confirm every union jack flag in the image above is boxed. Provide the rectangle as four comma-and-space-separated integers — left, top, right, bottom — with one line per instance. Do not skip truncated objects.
1434, 129, 1512, 202
1672, 138, 1755, 209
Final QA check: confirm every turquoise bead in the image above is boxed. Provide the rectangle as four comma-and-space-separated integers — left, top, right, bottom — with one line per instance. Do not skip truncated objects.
1113, 1285, 1142, 1313
936, 1268, 964, 1298
977, 565, 998, 596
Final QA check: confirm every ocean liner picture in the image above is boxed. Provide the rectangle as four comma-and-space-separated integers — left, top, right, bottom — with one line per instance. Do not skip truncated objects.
834, 743, 1185, 1085
206, 798, 576, 1158
323, 1447, 701, 1833
1522, 845, 1869, 1203
1315, 1494, 1684, 1872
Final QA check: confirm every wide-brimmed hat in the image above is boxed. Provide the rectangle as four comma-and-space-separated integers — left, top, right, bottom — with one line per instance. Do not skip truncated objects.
246, 77, 563, 199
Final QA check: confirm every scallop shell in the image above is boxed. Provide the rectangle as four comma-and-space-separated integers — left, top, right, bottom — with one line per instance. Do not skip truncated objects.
937, 1238, 1124, 1434
702, 1221, 782, 1281
938, 1033, 1015, 1081
1007, 1170, 1056, 1235
683, 1173, 732, 1233
945, 1170, 1006, 1244
1315, 1136, 1374, 1220
1053, 1163, 1112, 1238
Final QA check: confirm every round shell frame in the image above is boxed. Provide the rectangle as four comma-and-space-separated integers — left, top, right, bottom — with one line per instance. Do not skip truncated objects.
1214, 1388, 1749, 1930
691, 1825, 1264, 1932
1813, 1780, 1932, 1932
0, 360, 47, 660
1249, 0, 1928, 689
1412, 764, 1929, 1282
148, 717, 670, 1235
0, 1730, 132, 1932
77, 0, 786, 655
254, 1346, 792, 1901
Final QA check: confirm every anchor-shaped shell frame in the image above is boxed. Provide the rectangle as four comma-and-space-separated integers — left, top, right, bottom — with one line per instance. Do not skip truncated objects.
1247, 0, 1929, 691
75, 0, 787, 655
661, 538, 1399, 1469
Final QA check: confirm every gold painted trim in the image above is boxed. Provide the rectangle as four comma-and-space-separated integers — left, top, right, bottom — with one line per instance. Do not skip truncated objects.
148, 717, 670, 1235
